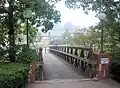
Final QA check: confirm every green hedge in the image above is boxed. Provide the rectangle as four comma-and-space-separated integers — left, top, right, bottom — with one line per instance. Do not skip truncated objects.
110, 59, 120, 83
35, 62, 39, 80
16, 48, 39, 64
0, 63, 29, 88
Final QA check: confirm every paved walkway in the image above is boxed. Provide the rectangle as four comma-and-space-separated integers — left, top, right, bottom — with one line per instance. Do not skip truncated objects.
27, 52, 120, 88
27, 79, 120, 88
43, 52, 84, 80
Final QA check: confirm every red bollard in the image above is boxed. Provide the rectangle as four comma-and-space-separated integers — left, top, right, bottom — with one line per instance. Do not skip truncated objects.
28, 63, 35, 83
95, 53, 110, 80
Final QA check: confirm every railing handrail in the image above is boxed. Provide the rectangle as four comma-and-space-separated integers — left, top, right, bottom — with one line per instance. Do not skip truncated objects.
50, 49, 96, 65
50, 46, 93, 51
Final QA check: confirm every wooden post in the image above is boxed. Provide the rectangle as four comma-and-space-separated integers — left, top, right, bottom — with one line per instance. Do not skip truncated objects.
67, 47, 69, 62
74, 48, 78, 67
87, 51, 93, 60
38, 48, 43, 81
61, 47, 64, 58
39, 64, 43, 81
80, 49, 84, 71
80, 50, 84, 58
39, 48, 43, 62
70, 48, 73, 64
64, 47, 66, 60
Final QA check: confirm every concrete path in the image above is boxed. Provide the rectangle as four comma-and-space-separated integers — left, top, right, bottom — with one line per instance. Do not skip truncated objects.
27, 79, 120, 88
27, 52, 120, 88
43, 52, 84, 80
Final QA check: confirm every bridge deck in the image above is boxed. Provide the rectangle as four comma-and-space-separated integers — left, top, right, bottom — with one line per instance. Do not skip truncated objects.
27, 80, 120, 88
43, 52, 84, 80
27, 52, 120, 88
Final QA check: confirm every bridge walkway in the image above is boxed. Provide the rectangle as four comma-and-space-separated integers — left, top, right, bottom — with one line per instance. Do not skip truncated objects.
43, 52, 84, 80
27, 52, 120, 88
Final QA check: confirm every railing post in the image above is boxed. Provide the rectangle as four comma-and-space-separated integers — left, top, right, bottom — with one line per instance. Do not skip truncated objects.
67, 47, 69, 62
80, 50, 84, 58
61, 47, 64, 58
38, 48, 43, 81
80, 49, 84, 71
70, 47, 73, 64
60, 47, 62, 58
39, 48, 43, 62
77, 49, 80, 68
58, 47, 60, 56
87, 50, 93, 60
64, 47, 66, 60
74, 48, 78, 67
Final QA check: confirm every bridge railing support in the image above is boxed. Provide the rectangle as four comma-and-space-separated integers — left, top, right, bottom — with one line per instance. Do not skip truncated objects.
38, 48, 43, 81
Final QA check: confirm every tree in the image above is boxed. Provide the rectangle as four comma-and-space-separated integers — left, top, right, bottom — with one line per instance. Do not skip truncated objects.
69, 25, 108, 52
61, 28, 72, 45
0, 0, 61, 62
65, 0, 120, 57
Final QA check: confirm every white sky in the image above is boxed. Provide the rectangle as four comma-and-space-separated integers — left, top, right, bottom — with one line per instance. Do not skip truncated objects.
55, 0, 99, 27
41, 0, 100, 36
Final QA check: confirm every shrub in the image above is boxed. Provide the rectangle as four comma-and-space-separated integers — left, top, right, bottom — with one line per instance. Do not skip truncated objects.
34, 61, 41, 80
16, 47, 40, 80
110, 59, 120, 83
16, 48, 39, 64
0, 63, 29, 88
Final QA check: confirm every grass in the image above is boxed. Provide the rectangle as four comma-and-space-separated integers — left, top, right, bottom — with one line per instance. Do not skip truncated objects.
0, 63, 29, 75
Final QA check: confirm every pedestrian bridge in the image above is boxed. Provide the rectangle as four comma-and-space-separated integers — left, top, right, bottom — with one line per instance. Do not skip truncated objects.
27, 46, 120, 88
44, 46, 96, 79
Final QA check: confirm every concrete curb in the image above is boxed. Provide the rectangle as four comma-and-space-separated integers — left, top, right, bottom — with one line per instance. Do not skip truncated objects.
35, 78, 98, 84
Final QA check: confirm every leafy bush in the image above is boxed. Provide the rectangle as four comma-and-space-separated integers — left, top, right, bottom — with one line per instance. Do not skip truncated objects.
35, 62, 40, 80
110, 59, 120, 83
16, 48, 39, 64
0, 63, 29, 88
0, 45, 26, 63
16, 47, 40, 80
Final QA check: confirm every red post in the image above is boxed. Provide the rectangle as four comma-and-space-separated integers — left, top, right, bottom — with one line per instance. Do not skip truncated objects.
95, 53, 110, 80
28, 63, 35, 83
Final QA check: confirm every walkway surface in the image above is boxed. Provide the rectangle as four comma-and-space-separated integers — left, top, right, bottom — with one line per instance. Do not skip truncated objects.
27, 78, 120, 88
43, 52, 84, 80
27, 52, 120, 88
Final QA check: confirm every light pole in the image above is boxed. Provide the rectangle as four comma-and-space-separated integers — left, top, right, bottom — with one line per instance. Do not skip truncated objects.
98, 12, 106, 52
23, 8, 32, 48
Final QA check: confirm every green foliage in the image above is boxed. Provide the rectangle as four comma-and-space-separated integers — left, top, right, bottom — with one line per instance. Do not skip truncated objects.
18, 0, 61, 32
111, 58, 120, 82
0, 49, 8, 62
61, 29, 72, 45
0, 0, 61, 62
16, 48, 39, 64
65, 0, 120, 56
0, 63, 29, 88
70, 26, 100, 50
35, 62, 40, 80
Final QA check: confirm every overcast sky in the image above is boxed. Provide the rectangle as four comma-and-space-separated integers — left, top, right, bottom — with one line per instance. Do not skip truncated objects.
41, 0, 100, 36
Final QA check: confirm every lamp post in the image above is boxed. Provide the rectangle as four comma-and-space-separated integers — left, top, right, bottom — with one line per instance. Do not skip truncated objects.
23, 8, 32, 48
98, 12, 106, 52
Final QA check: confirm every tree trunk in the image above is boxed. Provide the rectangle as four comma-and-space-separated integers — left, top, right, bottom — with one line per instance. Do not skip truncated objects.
8, 0, 15, 62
